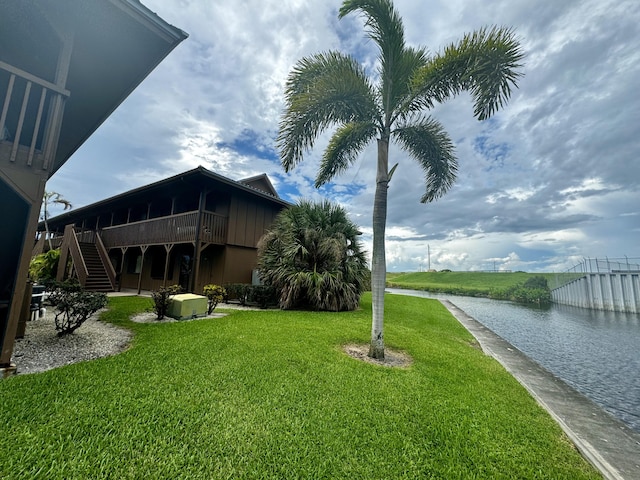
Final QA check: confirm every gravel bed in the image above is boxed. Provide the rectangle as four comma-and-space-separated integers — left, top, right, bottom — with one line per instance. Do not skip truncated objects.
11, 309, 132, 375
10, 303, 262, 375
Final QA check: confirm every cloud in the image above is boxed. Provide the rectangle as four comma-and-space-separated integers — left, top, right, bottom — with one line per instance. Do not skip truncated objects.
47, 0, 640, 273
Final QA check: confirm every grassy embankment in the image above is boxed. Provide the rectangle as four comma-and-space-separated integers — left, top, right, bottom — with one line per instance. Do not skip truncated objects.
0, 294, 599, 479
387, 271, 564, 298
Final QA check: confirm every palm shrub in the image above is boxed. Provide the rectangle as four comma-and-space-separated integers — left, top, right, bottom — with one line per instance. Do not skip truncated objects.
203, 284, 226, 314
258, 199, 368, 311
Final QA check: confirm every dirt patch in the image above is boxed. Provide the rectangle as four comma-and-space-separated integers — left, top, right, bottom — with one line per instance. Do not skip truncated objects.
343, 343, 413, 368
130, 312, 227, 323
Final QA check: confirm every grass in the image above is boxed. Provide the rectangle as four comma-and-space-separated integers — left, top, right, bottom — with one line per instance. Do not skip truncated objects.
0, 294, 599, 479
386, 271, 564, 297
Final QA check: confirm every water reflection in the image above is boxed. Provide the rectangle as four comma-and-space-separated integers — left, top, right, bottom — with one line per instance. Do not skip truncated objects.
387, 288, 640, 433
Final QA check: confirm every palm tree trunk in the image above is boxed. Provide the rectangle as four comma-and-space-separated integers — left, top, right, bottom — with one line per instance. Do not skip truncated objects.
44, 203, 52, 250
369, 138, 389, 359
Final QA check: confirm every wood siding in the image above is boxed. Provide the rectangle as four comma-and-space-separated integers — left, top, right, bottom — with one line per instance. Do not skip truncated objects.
227, 195, 279, 248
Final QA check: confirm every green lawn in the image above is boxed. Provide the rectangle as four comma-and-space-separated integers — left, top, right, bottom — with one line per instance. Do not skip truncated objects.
387, 271, 565, 297
0, 294, 598, 479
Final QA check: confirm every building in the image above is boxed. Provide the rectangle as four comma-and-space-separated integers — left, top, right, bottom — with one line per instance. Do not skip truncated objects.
37, 166, 289, 294
0, 0, 187, 373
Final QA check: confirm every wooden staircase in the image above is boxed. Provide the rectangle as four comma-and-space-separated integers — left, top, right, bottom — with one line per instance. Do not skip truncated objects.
78, 242, 113, 292
56, 225, 116, 292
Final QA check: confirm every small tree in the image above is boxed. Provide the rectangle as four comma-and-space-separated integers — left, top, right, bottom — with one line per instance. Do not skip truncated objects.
203, 284, 226, 314
47, 281, 108, 336
150, 285, 182, 320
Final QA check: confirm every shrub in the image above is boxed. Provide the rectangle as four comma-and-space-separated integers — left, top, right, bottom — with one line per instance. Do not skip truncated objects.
224, 283, 250, 305
47, 285, 108, 336
203, 284, 226, 314
150, 285, 182, 320
247, 285, 278, 309
493, 276, 552, 305
524, 276, 549, 289
29, 249, 60, 283
257, 199, 368, 311
45, 279, 82, 306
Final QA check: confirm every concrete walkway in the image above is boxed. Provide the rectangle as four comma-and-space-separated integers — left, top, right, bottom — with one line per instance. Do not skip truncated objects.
441, 300, 640, 480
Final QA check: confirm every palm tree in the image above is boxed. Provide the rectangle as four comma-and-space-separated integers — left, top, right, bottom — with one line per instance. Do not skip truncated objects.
277, 0, 524, 359
258, 199, 368, 311
42, 191, 72, 249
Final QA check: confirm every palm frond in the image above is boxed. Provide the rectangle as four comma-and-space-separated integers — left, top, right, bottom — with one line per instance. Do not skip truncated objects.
315, 121, 377, 187
257, 200, 368, 311
412, 26, 524, 120
277, 52, 379, 172
393, 117, 458, 203
339, 0, 405, 70
339, 0, 407, 118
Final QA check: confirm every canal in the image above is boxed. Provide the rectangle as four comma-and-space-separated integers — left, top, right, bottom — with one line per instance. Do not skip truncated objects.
387, 288, 640, 433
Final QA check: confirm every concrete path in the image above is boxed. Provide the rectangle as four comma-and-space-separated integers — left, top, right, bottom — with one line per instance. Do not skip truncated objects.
441, 300, 640, 480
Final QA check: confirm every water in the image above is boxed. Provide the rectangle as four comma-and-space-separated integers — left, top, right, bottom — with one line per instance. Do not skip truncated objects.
387, 288, 640, 433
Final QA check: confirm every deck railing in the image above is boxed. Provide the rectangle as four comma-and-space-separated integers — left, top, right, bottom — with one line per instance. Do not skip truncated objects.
0, 60, 70, 171
100, 210, 227, 248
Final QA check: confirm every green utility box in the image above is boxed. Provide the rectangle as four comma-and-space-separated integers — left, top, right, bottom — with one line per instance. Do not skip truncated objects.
167, 294, 208, 320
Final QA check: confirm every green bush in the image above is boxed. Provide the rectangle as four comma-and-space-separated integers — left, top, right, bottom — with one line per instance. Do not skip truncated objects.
492, 275, 552, 305
29, 249, 60, 283
46, 284, 108, 336
203, 284, 226, 314
224, 283, 250, 305
257, 199, 368, 311
150, 285, 182, 320
248, 285, 278, 309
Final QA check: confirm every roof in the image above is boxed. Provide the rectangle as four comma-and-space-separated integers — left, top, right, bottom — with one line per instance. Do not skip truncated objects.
42, 166, 290, 228
41, 0, 188, 175
239, 174, 279, 197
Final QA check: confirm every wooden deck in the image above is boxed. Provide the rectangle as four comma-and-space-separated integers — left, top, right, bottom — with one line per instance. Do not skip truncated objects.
99, 210, 227, 248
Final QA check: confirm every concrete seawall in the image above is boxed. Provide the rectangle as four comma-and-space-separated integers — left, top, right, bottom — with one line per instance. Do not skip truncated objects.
552, 273, 640, 313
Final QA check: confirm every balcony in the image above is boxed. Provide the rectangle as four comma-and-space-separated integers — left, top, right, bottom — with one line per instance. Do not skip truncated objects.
0, 60, 69, 173
100, 211, 228, 248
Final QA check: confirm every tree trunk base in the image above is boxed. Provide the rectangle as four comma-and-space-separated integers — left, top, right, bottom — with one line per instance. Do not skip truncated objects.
368, 344, 385, 360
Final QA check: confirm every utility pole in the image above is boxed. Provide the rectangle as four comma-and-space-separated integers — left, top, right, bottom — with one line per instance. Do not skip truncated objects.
428, 244, 431, 271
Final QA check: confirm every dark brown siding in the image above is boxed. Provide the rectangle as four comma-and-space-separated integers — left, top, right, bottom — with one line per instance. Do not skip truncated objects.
194, 245, 225, 293
227, 194, 281, 248
222, 246, 258, 284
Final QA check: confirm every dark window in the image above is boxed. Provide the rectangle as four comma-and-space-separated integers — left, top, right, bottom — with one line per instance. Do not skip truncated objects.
127, 254, 142, 274
150, 250, 166, 279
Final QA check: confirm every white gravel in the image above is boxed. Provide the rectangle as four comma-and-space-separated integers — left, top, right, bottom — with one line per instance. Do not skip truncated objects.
11, 308, 132, 375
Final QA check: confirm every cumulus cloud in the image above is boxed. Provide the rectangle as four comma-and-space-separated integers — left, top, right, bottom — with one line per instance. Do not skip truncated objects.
47, 0, 640, 272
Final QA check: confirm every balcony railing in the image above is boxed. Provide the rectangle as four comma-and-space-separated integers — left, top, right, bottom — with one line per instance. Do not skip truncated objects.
100, 211, 227, 248
1, 61, 70, 172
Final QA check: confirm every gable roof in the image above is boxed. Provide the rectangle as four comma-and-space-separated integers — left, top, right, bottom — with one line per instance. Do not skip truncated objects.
239, 173, 279, 197
42, 166, 289, 229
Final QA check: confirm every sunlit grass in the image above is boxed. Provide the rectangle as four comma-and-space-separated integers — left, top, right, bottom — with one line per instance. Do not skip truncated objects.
0, 294, 598, 479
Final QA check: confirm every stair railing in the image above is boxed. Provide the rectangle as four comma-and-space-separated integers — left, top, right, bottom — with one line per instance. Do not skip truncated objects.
65, 225, 89, 287
95, 232, 116, 290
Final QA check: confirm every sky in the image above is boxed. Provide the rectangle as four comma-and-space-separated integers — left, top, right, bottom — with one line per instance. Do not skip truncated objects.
47, 0, 640, 273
